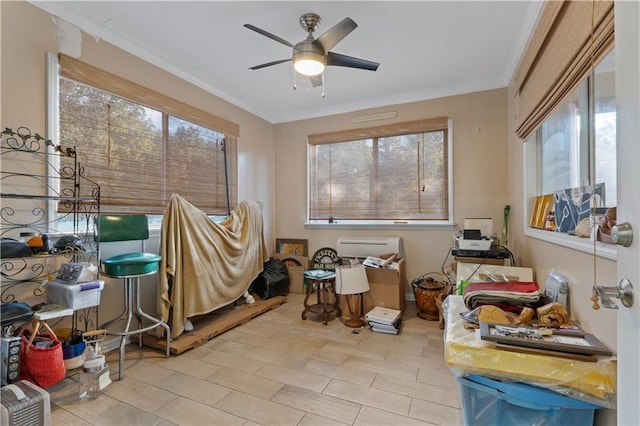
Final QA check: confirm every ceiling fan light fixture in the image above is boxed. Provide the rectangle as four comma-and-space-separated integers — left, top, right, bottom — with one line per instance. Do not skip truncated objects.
246, 13, 379, 80
293, 52, 325, 76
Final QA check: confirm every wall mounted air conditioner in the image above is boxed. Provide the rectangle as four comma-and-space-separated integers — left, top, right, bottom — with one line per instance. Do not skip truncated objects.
336, 236, 403, 259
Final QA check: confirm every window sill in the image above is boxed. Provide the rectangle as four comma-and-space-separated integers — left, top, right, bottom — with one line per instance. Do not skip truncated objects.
305, 221, 456, 230
525, 227, 617, 261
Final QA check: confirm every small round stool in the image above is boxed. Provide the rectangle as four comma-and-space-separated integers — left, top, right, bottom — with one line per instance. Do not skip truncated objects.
101, 252, 170, 380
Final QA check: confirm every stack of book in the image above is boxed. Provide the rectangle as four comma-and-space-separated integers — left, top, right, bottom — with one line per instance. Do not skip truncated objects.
365, 306, 402, 334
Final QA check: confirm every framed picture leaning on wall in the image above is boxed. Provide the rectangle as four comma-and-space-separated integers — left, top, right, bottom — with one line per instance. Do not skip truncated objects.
275, 239, 308, 257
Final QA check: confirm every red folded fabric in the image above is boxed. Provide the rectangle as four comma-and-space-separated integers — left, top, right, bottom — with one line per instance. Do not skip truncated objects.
463, 281, 543, 313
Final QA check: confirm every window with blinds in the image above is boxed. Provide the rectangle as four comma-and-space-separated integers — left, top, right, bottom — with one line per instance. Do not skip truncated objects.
54, 54, 238, 216
536, 51, 616, 209
519, 0, 617, 254
308, 118, 451, 223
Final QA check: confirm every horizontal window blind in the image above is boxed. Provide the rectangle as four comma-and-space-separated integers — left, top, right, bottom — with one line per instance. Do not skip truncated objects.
57, 54, 237, 215
514, 0, 614, 139
58, 54, 239, 137
309, 118, 449, 221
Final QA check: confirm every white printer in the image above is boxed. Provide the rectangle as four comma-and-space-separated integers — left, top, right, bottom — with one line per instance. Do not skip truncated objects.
456, 229, 492, 251
456, 218, 495, 251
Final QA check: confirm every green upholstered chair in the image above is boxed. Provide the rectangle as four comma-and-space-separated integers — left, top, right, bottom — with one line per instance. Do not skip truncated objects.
97, 214, 170, 380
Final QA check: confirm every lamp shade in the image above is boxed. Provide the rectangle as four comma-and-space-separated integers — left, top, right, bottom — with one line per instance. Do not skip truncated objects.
335, 265, 370, 295
293, 51, 325, 76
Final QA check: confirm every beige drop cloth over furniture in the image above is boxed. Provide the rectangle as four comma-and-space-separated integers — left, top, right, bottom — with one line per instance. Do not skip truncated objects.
159, 194, 269, 338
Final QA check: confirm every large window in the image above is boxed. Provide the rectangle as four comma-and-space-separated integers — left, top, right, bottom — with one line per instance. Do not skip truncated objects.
308, 118, 452, 225
538, 52, 616, 207
526, 50, 616, 257
516, 0, 615, 258
49, 53, 238, 216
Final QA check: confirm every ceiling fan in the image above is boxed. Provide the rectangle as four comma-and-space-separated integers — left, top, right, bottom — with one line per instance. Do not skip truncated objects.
244, 13, 379, 89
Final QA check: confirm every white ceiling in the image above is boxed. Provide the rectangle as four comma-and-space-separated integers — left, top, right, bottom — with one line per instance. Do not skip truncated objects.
30, 1, 542, 124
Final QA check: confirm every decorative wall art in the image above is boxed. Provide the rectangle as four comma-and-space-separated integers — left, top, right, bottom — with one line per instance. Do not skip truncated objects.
275, 239, 308, 257
553, 183, 605, 233
310, 247, 340, 270
530, 194, 554, 229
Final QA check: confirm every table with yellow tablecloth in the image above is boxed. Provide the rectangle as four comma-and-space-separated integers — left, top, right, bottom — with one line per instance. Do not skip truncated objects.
444, 295, 616, 408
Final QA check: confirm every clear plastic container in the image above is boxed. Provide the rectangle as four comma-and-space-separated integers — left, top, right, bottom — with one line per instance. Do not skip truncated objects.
78, 355, 110, 399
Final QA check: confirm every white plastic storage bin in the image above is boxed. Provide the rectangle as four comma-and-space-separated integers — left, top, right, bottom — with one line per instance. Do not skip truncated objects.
45, 280, 104, 310
457, 375, 601, 426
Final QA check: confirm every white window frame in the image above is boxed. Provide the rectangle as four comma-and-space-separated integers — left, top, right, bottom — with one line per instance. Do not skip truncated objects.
305, 119, 454, 230
524, 142, 615, 260
523, 76, 617, 260
46, 53, 235, 230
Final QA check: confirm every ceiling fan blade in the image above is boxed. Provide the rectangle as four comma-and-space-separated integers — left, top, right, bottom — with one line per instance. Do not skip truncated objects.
315, 17, 357, 53
326, 52, 379, 71
309, 75, 323, 88
249, 59, 292, 70
244, 24, 294, 48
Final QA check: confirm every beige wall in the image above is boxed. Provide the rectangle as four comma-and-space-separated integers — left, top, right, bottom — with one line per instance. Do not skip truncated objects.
1, 1, 276, 324
3, 0, 512, 329
2, 2, 276, 229
274, 88, 510, 296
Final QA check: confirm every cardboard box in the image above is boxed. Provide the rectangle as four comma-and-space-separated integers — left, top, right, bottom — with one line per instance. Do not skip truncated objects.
338, 259, 406, 318
455, 257, 505, 266
272, 253, 309, 294
365, 258, 406, 312
455, 263, 535, 294
455, 263, 533, 284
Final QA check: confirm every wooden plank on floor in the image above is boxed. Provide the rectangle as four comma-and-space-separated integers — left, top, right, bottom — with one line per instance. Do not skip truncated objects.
140, 295, 287, 355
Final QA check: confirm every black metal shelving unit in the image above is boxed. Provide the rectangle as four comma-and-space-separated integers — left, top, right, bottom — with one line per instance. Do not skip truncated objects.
1, 126, 100, 331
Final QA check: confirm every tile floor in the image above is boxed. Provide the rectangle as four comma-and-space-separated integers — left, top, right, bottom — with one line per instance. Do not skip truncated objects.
48, 293, 462, 425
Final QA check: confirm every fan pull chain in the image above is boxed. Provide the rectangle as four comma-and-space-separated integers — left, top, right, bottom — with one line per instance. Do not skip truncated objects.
293, 65, 297, 90
321, 72, 325, 98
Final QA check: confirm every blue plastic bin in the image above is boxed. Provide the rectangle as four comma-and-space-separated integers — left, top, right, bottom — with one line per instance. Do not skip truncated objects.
457, 375, 601, 426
